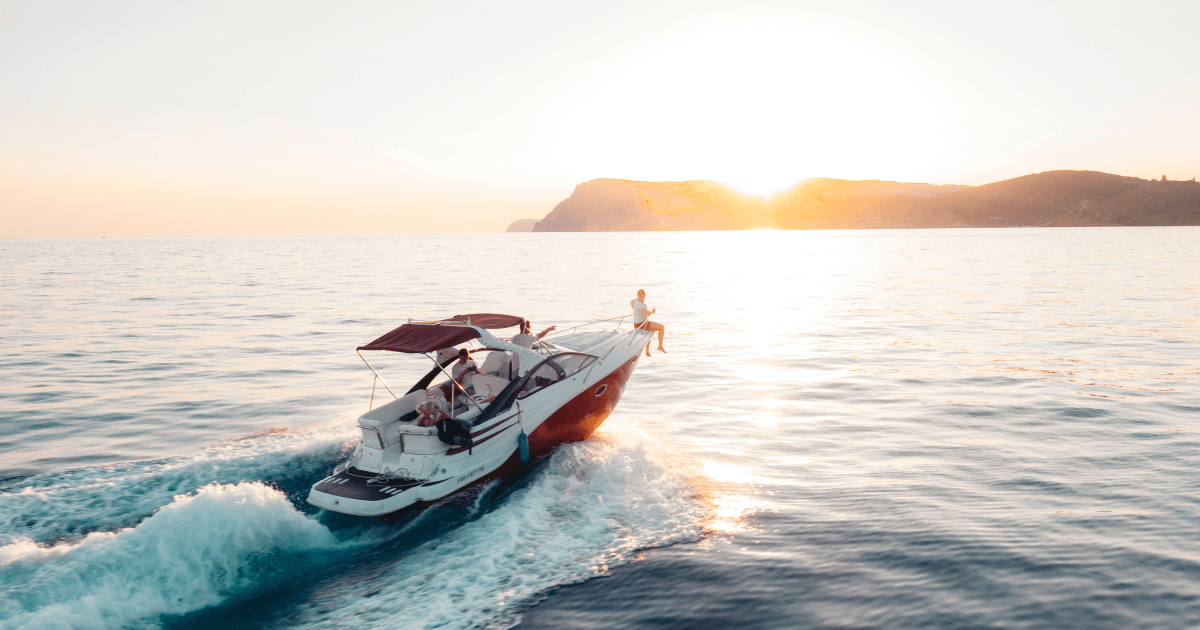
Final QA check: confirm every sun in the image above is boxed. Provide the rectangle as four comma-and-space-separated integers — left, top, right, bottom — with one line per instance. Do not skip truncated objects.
716, 172, 808, 198
539, 18, 948, 192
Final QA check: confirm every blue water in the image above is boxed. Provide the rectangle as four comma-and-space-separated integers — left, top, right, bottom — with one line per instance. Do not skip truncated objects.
2, 228, 1199, 629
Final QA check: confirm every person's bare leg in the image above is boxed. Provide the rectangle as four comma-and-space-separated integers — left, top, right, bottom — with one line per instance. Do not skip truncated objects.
647, 321, 666, 352
644, 340, 652, 357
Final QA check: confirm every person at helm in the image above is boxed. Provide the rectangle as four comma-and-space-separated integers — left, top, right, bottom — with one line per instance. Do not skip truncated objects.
450, 348, 479, 390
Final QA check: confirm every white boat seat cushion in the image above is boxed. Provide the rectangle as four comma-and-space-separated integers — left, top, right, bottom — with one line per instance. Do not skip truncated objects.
359, 390, 425, 428
425, 388, 448, 412
480, 351, 516, 380
471, 375, 509, 400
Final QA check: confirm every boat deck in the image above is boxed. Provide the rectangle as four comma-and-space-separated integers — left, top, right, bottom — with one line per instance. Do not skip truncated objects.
312, 467, 429, 501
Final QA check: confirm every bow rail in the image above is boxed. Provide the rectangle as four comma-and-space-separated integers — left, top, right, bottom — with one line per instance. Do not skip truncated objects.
545, 314, 631, 338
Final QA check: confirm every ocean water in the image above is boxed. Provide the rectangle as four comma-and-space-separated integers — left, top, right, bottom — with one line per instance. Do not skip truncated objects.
2, 228, 1199, 630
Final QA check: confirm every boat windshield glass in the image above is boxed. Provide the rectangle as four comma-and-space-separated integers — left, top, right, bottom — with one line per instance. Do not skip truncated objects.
516, 353, 597, 399
549, 353, 596, 377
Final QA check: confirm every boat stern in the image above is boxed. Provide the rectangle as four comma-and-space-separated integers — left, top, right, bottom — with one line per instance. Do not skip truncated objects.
307, 468, 423, 517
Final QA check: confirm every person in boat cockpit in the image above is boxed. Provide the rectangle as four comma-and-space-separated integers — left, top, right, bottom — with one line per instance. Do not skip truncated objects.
632, 289, 666, 357
415, 398, 447, 427
511, 320, 556, 349
450, 348, 479, 392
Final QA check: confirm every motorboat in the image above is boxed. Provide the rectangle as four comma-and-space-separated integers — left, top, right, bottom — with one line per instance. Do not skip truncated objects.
307, 313, 651, 517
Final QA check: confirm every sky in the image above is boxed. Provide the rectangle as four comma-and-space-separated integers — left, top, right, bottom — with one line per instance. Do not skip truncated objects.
2, 0, 1199, 237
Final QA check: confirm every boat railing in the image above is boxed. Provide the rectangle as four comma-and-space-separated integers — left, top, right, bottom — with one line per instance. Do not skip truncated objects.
546, 314, 631, 337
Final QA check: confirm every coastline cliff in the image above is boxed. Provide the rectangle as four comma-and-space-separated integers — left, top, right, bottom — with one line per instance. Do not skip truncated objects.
528, 171, 1200, 231
532, 179, 772, 232
505, 218, 538, 232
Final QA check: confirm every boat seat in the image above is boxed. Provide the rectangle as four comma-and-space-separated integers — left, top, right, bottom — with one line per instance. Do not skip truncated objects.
385, 422, 443, 451
424, 388, 449, 412
480, 351, 516, 381
359, 387, 455, 444
430, 382, 455, 402
471, 375, 508, 400
360, 390, 426, 427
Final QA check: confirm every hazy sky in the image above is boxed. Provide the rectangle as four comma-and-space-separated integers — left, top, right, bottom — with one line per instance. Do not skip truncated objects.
3, 0, 1199, 237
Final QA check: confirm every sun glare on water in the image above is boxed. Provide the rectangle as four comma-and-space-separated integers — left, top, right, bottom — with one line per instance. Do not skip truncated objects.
698, 460, 772, 535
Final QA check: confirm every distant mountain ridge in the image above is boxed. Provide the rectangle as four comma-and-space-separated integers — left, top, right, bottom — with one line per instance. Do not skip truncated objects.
531, 179, 773, 232
529, 171, 1200, 231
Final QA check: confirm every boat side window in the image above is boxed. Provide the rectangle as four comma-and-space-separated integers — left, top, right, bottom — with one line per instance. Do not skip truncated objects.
515, 353, 597, 400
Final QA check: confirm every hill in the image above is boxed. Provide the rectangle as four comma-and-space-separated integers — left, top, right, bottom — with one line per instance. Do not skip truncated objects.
773, 171, 1200, 229
529, 171, 1200, 231
504, 218, 539, 232
531, 179, 771, 232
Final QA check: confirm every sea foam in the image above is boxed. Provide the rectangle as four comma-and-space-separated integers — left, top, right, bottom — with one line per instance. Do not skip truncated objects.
0, 482, 345, 630
0, 417, 359, 547
0, 416, 705, 630
293, 419, 704, 630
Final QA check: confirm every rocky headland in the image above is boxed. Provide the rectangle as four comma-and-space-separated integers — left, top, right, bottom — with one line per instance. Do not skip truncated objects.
504, 218, 539, 232
528, 171, 1200, 231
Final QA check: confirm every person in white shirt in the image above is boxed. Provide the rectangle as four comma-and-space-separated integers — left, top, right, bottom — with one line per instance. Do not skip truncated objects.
631, 289, 666, 357
450, 348, 479, 392
511, 320, 556, 349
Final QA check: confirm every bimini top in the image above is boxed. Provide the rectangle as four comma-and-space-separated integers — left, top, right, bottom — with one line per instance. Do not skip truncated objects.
357, 313, 523, 353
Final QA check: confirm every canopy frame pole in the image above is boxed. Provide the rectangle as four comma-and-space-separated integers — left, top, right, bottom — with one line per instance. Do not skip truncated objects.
357, 350, 398, 400
426, 354, 485, 418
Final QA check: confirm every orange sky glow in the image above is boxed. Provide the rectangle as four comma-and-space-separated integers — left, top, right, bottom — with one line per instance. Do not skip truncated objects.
2, 1, 1198, 237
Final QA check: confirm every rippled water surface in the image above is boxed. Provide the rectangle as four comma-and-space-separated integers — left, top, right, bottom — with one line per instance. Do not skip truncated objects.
2, 228, 1199, 629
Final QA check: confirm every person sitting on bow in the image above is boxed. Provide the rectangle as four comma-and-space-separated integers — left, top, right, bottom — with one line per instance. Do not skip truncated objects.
632, 288, 666, 357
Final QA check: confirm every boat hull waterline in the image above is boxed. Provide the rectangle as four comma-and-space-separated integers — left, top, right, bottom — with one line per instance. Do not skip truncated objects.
308, 326, 648, 517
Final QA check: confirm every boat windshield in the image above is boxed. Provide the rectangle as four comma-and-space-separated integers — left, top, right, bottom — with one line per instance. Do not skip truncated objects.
516, 353, 596, 399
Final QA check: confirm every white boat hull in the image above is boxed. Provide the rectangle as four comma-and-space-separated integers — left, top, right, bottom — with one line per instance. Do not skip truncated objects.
308, 328, 649, 517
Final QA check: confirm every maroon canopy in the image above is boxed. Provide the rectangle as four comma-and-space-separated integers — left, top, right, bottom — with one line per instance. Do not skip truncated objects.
442, 313, 524, 329
358, 324, 481, 353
